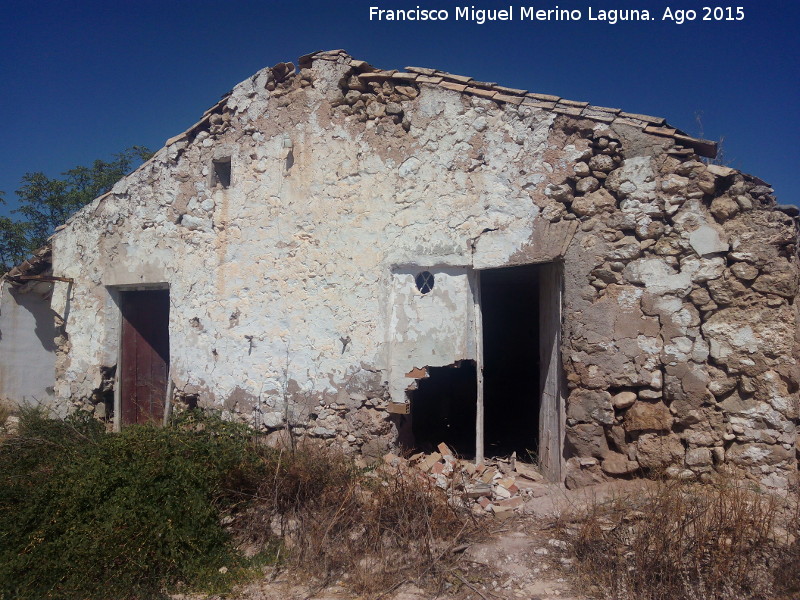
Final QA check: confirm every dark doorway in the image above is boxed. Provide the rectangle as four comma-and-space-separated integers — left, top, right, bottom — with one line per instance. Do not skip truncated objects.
480, 265, 541, 458
119, 289, 170, 425
409, 361, 477, 457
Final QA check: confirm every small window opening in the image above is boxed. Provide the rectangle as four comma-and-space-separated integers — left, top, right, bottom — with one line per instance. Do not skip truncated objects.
213, 158, 232, 188
415, 271, 435, 294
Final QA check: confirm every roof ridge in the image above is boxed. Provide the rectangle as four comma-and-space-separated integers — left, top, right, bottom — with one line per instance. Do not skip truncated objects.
160, 49, 717, 159
79, 49, 717, 218
309, 52, 715, 158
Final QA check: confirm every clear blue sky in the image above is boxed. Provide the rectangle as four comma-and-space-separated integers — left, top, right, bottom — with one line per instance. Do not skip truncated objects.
1, 0, 797, 216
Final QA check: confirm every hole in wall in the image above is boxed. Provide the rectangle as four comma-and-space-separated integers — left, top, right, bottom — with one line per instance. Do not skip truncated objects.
92, 365, 116, 421
407, 360, 477, 457
213, 157, 232, 188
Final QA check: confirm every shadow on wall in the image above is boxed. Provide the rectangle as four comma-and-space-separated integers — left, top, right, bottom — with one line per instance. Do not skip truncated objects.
9, 285, 56, 353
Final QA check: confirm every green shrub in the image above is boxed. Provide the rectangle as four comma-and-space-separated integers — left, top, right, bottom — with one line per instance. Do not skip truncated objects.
0, 409, 266, 600
0, 409, 479, 599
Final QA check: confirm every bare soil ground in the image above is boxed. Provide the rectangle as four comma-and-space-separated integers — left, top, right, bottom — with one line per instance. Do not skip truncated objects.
181, 480, 652, 600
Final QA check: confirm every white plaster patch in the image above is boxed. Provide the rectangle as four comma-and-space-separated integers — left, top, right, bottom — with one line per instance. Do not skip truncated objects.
387, 268, 476, 402
689, 225, 729, 257
623, 258, 693, 296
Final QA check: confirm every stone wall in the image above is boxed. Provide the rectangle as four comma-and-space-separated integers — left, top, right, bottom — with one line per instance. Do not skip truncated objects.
49, 50, 798, 487
558, 136, 799, 490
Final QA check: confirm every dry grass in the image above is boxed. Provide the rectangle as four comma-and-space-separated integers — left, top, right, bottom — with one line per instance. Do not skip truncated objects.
773, 492, 800, 600
0, 399, 11, 428
562, 474, 798, 600
231, 441, 483, 596
0, 399, 14, 441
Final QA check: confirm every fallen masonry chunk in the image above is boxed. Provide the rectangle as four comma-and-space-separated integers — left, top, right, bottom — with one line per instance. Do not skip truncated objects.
494, 485, 512, 499
382, 453, 401, 467
437, 441, 454, 457
408, 452, 425, 464
417, 452, 442, 472
497, 476, 517, 489
496, 496, 524, 509
479, 468, 499, 484
513, 462, 544, 482
464, 483, 492, 498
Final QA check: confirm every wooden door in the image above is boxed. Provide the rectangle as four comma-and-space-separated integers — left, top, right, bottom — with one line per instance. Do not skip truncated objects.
120, 290, 169, 425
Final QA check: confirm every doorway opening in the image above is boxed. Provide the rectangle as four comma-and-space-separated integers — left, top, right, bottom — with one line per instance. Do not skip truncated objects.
408, 360, 477, 457
480, 265, 542, 459
119, 289, 170, 425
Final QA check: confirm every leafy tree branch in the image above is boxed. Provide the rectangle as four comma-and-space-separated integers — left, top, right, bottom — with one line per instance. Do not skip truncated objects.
0, 146, 152, 272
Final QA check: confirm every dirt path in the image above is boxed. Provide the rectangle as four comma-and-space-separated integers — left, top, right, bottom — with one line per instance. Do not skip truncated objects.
177, 480, 659, 600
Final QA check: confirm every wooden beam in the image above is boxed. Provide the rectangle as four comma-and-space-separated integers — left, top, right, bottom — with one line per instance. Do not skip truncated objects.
473, 270, 485, 465
7, 274, 74, 283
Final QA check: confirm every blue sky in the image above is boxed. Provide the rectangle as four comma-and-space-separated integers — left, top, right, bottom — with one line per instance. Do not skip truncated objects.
1, 0, 797, 216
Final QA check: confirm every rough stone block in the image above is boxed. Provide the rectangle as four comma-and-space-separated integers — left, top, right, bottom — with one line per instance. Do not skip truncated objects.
564, 457, 606, 489
635, 433, 684, 469
571, 188, 616, 217
565, 423, 609, 459
689, 225, 729, 257
685, 447, 712, 467
601, 452, 639, 475
624, 401, 673, 432
567, 389, 614, 425
611, 391, 637, 410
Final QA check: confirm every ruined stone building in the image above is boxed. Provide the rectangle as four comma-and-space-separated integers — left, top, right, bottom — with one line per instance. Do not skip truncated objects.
1, 50, 798, 488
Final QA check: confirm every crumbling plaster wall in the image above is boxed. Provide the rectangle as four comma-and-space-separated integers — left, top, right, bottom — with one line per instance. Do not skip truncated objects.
50, 51, 798, 487
51, 55, 575, 436
0, 281, 57, 410
387, 267, 477, 402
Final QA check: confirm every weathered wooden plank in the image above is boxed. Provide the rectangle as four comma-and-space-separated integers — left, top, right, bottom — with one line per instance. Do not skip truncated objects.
473, 271, 485, 465
538, 263, 564, 482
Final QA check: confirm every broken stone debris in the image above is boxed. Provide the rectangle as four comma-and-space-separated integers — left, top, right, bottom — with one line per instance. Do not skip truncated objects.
381, 445, 544, 519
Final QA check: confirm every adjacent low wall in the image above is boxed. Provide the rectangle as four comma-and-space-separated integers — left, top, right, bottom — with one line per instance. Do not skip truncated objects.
0, 280, 57, 410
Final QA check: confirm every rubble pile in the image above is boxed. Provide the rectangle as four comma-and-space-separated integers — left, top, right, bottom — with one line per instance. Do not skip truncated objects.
381, 443, 547, 519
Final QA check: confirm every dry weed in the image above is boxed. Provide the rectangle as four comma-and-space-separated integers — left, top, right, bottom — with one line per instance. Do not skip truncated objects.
564, 475, 794, 600
773, 485, 800, 600
0, 399, 12, 430
232, 440, 483, 596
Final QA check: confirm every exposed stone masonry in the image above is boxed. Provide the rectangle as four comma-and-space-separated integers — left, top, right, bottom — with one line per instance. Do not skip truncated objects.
558, 132, 799, 490
46, 50, 799, 490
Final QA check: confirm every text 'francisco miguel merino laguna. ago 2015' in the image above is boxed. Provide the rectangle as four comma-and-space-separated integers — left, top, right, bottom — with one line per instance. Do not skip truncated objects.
368, 6, 746, 25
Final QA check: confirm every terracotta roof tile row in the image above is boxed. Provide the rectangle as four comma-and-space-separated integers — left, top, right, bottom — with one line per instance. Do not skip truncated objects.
3, 245, 51, 281
159, 50, 715, 161
305, 50, 716, 158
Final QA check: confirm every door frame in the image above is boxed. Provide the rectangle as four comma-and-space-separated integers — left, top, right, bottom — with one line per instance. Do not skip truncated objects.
473, 262, 565, 481
110, 284, 172, 431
